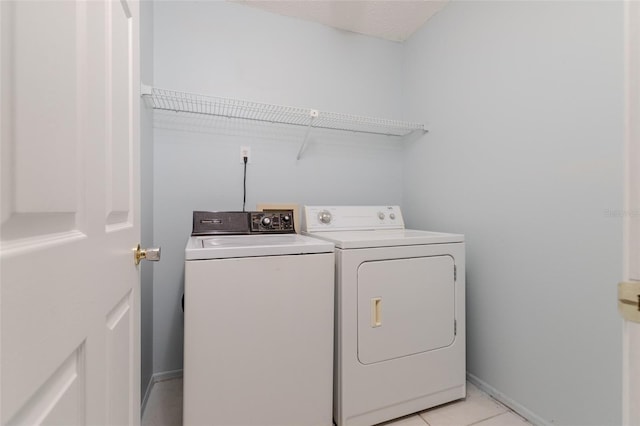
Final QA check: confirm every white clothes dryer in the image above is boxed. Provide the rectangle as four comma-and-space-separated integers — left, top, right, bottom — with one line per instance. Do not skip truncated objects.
184, 211, 335, 426
302, 206, 466, 426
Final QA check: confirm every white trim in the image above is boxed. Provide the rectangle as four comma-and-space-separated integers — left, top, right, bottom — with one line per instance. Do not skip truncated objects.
622, 322, 631, 426
140, 369, 183, 418
623, 0, 639, 281
623, 1, 630, 419
623, 1, 640, 425
466, 373, 548, 426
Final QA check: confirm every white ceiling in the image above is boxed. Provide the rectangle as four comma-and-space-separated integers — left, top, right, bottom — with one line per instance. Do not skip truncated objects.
234, 1, 448, 42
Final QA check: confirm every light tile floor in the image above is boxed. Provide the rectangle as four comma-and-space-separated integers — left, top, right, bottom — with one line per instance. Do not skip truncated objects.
142, 379, 532, 426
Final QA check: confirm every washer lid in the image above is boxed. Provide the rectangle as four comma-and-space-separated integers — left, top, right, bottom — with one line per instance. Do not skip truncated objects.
302, 229, 464, 249
185, 234, 334, 260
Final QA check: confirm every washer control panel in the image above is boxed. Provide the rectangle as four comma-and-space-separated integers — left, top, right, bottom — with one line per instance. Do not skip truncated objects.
250, 210, 295, 233
302, 206, 405, 232
192, 210, 295, 235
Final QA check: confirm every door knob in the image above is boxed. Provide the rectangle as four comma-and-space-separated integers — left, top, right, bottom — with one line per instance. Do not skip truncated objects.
134, 244, 161, 266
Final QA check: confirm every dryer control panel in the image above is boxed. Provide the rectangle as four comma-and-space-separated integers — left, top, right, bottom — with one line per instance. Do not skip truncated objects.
301, 206, 405, 232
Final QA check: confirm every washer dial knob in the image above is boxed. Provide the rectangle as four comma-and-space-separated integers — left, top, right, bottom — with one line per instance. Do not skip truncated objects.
261, 216, 272, 227
389, 213, 396, 220
318, 210, 332, 225
378, 212, 385, 220
282, 214, 291, 223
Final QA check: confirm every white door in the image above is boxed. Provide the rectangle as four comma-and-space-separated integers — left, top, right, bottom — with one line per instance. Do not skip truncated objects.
0, 0, 141, 424
624, 1, 640, 425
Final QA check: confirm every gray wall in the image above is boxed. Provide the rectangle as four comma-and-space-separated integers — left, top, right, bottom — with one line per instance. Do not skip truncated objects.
402, 2, 624, 425
152, 1, 406, 374
140, 0, 154, 401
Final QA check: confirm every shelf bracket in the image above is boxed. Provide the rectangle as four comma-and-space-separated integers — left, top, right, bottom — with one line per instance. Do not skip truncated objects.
140, 83, 153, 97
404, 128, 428, 144
296, 110, 319, 160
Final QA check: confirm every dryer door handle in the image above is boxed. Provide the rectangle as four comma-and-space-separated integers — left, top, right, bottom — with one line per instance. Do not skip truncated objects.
371, 297, 382, 328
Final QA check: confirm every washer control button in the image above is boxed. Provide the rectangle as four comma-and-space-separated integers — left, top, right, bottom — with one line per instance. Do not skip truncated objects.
378, 212, 385, 220
318, 210, 332, 224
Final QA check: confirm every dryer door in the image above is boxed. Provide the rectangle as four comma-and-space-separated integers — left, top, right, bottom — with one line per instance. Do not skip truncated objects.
357, 255, 456, 365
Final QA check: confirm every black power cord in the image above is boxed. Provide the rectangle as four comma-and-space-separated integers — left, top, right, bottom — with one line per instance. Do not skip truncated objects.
242, 156, 248, 212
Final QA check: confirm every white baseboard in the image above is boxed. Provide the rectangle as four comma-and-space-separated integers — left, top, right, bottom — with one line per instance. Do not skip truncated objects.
466, 373, 549, 426
141, 369, 184, 418
141, 370, 547, 424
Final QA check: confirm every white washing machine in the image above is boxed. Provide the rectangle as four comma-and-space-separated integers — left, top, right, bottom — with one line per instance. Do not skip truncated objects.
302, 206, 466, 426
184, 211, 335, 426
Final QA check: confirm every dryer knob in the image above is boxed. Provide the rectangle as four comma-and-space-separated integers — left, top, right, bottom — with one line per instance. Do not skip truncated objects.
318, 210, 332, 224
261, 216, 272, 227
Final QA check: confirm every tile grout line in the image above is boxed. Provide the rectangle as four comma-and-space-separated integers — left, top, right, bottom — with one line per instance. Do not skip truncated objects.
466, 411, 511, 426
418, 413, 431, 426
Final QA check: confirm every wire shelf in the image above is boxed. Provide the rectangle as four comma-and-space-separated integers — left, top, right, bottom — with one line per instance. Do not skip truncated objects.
142, 86, 427, 158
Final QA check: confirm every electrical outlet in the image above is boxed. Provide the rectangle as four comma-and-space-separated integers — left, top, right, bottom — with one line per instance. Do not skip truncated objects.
240, 146, 251, 164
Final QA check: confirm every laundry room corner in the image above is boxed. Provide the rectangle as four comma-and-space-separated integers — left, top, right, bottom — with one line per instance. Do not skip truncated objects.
5, 0, 634, 424
401, 2, 624, 425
